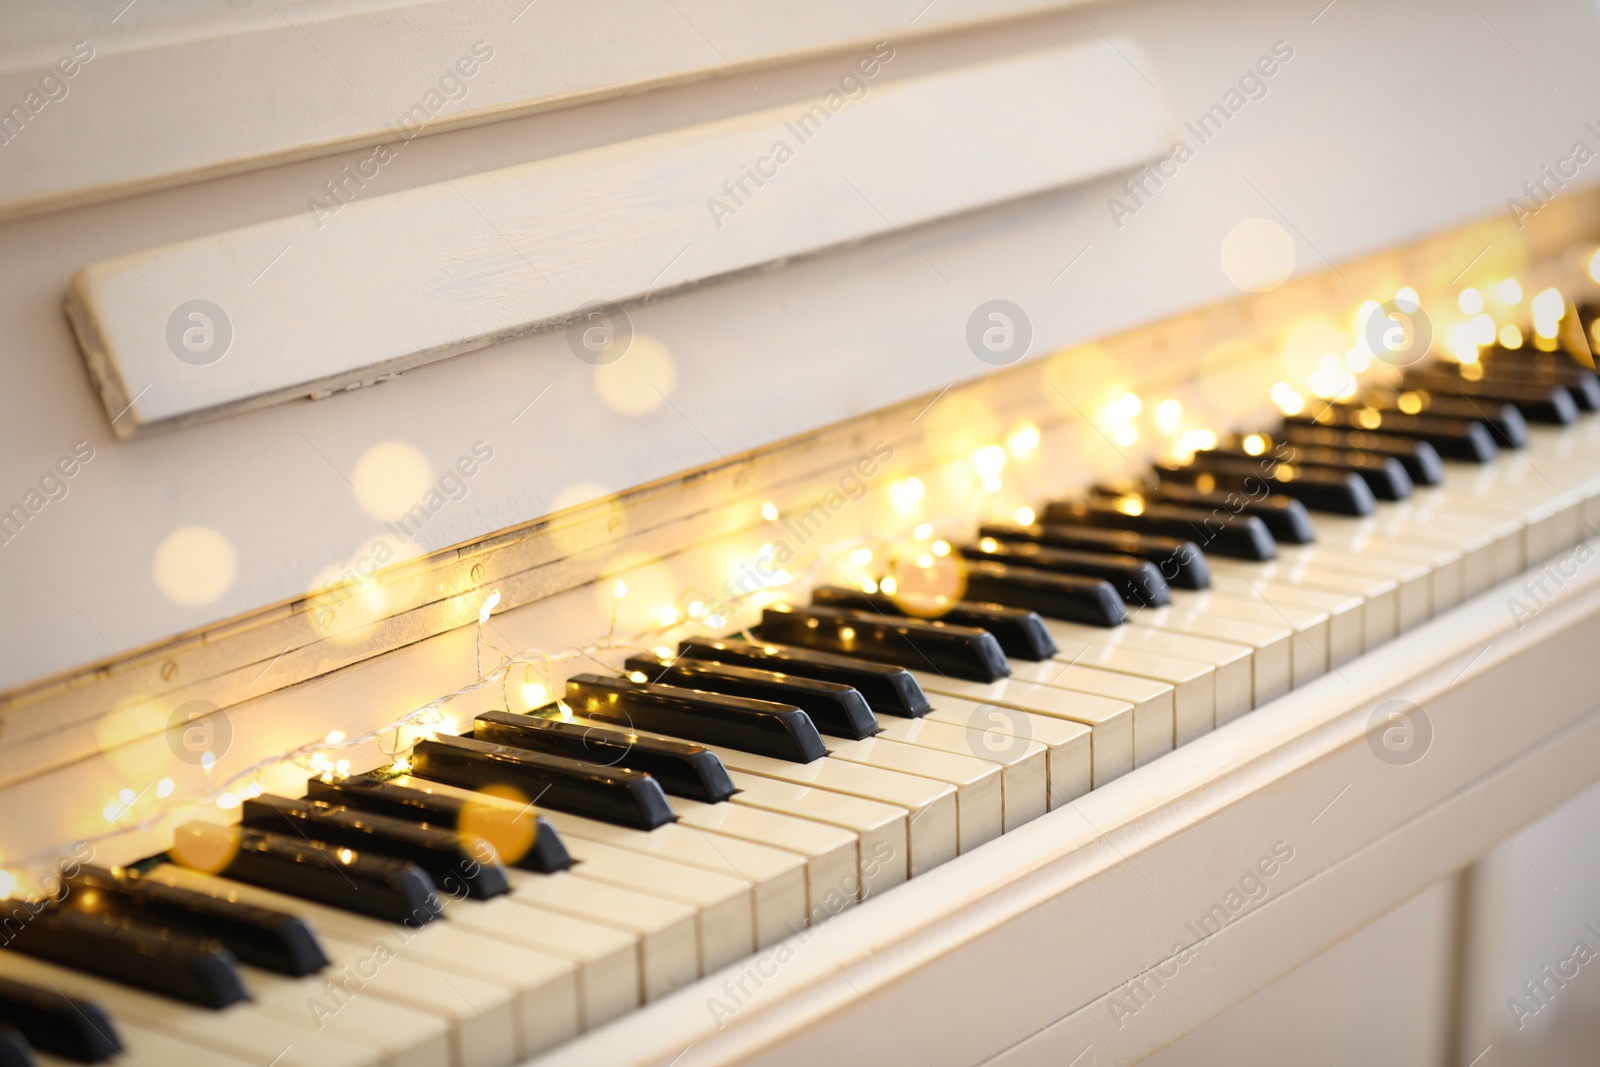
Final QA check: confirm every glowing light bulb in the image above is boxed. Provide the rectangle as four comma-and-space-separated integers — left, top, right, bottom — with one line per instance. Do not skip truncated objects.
1242, 434, 1268, 456
521, 681, 551, 707
628, 671, 648, 683
1013, 506, 1035, 526
760, 501, 778, 522
101, 803, 119, 823
931, 540, 951, 557
612, 579, 628, 599
1498, 278, 1523, 305
1354, 299, 1382, 339
1176, 429, 1217, 460
391, 756, 412, 772
478, 589, 501, 625
1499, 324, 1523, 349
1470, 313, 1496, 345
653, 645, 673, 658
1344, 347, 1371, 373
1270, 382, 1305, 416
1154, 398, 1183, 435
706, 613, 726, 628
879, 576, 898, 595
839, 627, 856, 641
849, 548, 873, 566
1355, 408, 1382, 429
972, 445, 1007, 481
0, 870, 14, 898
1395, 287, 1420, 310
687, 600, 704, 618
1448, 322, 1480, 364
216, 792, 241, 810
980, 537, 999, 552
324, 730, 345, 745
861, 578, 879, 594
915, 553, 934, 568
658, 605, 679, 626
156, 777, 175, 799
1397, 391, 1424, 415
1462, 361, 1485, 380
1458, 288, 1484, 315
914, 523, 933, 540
1006, 423, 1041, 458
890, 477, 926, 511
1532, 287, 1564, 339
118, 788, 135, 805
1114, 425, 1140, 447
1589, 249, 1600, 284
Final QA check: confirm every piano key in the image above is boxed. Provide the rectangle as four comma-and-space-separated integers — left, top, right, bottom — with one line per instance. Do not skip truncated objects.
0, 950, 381, 1067
909, 675, 1137, 783
1203, 573, 1366, 665
859, 716, 1050, 831
1098, 483, 1318, 544
566, 673, 828, 762
239, 794, 509, 900
3, 905, 246, 1010
471, 708, 737, 802
1119, 607, 1293, 708
1033, 618, 1255, 727
920, 697, 1093, 809
1010, 636, 1213, 745
620, 653, 880, 739
1276, 425, 1445, 485
1362, 391, 1531, 449
976, 522, 1212, 589
497, 872, 698, 1002
236, 959, 452, 1067
790, 736, 1004, 852
1156, 588, 1331, 687
957, 542, 1169, 607
150, 864, 577, 1064
1261, 538, 1437, 631
170, 822, 443, 925
1041, 498, 1279, 560
41, 1019, 261, 1067
63, 865, 328, 976
668, 798, 861, 917
722, 772, 909, 897
1196, 443, 1415, 501
1214, 556, 1399, 649
388, 775, 803, 950
0, 1027, 29, 1067
0, 975, 120, 1063
305, 774, 573, 872
1399, 370, 1579, 423
1156, 458, 1378, 515
808, 587, 1058, 660
1284, 408, 1498, 461
678, 638, 931, 718
1481, 349, 1600, 408
522, 835, 754, 974
701, 747, 959, 877
752, 604, 1011, 683
956, 560, 1130, 622
409, 734, 676, 831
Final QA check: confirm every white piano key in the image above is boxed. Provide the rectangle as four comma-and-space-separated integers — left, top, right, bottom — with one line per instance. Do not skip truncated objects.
823, 735, 1005, 852
148, 864, 565, 1067
500, 870, 699, 1002
670, 796, 860, 920
723, 771, 910, 897
34, 1019, 263, 1067
392, 774, 805, 951
1211, 558, 1399, 652
1288, 542, 1435, 629
1204, 574, 1364, 667
866, 715, 1050, 831
245, 963, 452, 1067
0, 951, 381, 1067
1165, 587, 1330, 686
550, 836, 755, 974
911, 674, 1136, 784
705, 746, 959, 877
921, 695, 1094, 808
1122, 606, 1294, 706
1031, 625, 1224, 742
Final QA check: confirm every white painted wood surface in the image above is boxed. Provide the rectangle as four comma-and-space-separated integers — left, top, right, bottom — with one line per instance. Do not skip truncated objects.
0, 0, 1131, 221
65, 39, 1171, 437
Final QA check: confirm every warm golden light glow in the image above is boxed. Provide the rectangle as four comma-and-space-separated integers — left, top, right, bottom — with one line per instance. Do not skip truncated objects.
520, 681, 551, 708
1458, 288, 1484, 315
1355, 408, 1382, 429
1498, 278, 1523, 305
1270, 382, 1305, 416
1014, 506, 1035, 526
628, 671, 648, 683
1397, 391, 1424, 415
861, 578, 878, 594
1462, 362, 1485, 381
980, 537, 999, 552
839, 627, 856, 642
915, 553, 934, 569
612, 578, 628, 599
913, 523, 933, 540
1470, 313, 1497, 345
216, 792, 241, 810
1589, 249, 1600, 284
890, 477, 926, 511
761, 501, 779, 522
1114, 496, 1145, 517
973, 444, 1008, 481
1006, 423, 1041, 458
1532, 287, 1564, 339
478, 590, 500, 625
1500, 324, 1523, 348
849, 547, 873, 566
931, 540, 951, 557
1242, 434, 1268, 456
1447, 322, 1480, 364
1395, 287, 1420, 309
1100, 392, 1143, 427
879, 576, 898, 595
1114, 425, 1140, 447
1344, 347, 1371, 373
1176, 429, 1217, 459
1154, 398, 1183, 435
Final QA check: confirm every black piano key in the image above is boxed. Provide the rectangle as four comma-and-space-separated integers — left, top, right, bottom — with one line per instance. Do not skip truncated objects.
1040, 498, 1279, 561
752, 603, 1011, 682
1478, 350, 1600, 409
565, 674, 827, 763
1194, 444, 1413, 501
1355, 392, 1529, 448
0, 1026, 30, 1067
240, 794, 509, 900
622, 653, 880, 740
0, 976, 120, 1063
172, 821, 445, 925
1154, 460, 1376, 516
976, 523, 1212, 589
1096, 482, 1317, 544
808, 586, 1058, 660
1284, 408, 1498, 461
411, 733, 676, 831
956, 540, 1169, 606
956, 559, 1129, 625
1276, 426, 1444, 485
473, 707, 739, 801
677, 638, 931, 717
3, 907, 246, 1010
64, 866, 327, 977
1399, 370, 1578, 424
305, 775, 574, 872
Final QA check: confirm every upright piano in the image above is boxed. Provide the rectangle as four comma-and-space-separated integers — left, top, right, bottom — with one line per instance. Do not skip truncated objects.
3, 1, 1600, 1064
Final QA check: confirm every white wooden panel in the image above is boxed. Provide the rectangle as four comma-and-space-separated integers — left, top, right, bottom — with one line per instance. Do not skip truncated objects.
65, 39, 1172, 437
0, 0, 1124, 220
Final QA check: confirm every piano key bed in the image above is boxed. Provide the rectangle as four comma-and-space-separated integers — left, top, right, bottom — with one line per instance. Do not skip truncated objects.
3, 352, 1600, 1067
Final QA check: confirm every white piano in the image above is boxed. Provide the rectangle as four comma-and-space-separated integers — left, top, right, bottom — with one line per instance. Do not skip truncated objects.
3, 1, 1600, 1063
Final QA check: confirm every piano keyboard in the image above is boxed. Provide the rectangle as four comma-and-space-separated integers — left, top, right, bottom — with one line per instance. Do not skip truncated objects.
2, 341, 1599, 1067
